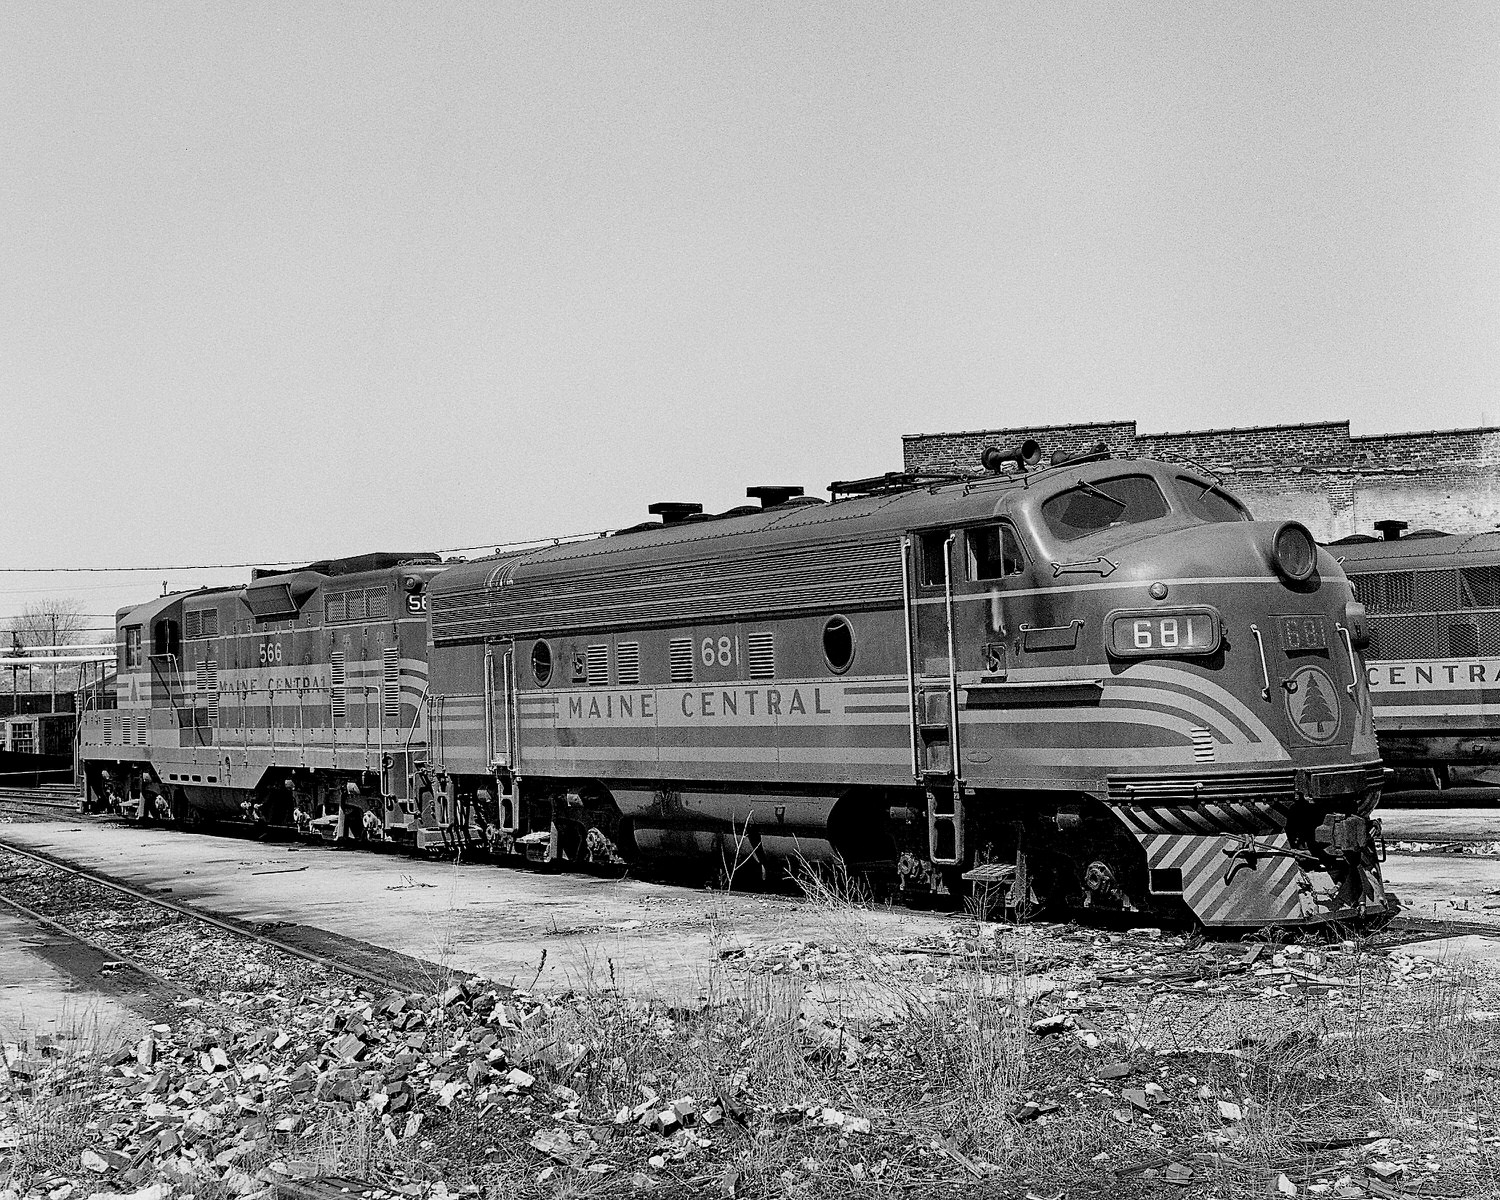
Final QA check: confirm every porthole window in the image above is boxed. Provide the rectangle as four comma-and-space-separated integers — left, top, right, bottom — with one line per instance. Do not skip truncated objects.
531, 640, 553, 687
822, 616, 855, 673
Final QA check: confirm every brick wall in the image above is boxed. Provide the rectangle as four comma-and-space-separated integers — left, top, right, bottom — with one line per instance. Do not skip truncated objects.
902, 420, 1500, 541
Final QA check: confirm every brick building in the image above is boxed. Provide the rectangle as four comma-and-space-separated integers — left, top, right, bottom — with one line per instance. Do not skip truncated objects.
901, 420, 1500, 542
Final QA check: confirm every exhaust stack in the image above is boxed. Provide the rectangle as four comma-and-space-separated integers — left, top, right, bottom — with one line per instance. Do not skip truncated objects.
648, 502, 703, 525
746, 485, 804, 508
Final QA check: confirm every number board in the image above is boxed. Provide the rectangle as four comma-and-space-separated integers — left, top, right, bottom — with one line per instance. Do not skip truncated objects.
1278, 615, 1329, 652
1106, 607, 1222, 658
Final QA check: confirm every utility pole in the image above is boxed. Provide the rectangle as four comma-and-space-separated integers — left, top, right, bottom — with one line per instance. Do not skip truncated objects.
49, 614, 56, 713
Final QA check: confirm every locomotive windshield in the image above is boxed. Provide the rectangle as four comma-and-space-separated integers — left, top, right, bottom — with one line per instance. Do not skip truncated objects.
1176, 475, 1250, 524
1041, 475, 1170, 542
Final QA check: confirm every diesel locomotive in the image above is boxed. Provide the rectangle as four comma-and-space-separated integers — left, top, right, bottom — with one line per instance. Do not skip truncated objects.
1333, 523, 1500, 783
76, 446, 1397, 928
78, 552, 449, 844
425, 446, 1395, 927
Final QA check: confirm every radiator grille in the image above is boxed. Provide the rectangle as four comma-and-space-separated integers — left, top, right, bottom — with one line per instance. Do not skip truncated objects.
431, 538, 905, 643
747, 631, 776, 679
669, 639, 694, 684
1366, 615, 1439, 660
367, 589, 390, 620
1414, 570, 1457, 611
616, 642, 640, 686
586, 644, 610, 686
1463, 566, 1500, 609
325, 593, 346, 623
1449, 622, 1479, 657
346, 591, 368, 622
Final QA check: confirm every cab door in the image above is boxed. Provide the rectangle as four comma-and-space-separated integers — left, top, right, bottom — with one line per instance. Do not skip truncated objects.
908, 522, 1029, 777
484, 640, 517, 770
908, 528, 960, 779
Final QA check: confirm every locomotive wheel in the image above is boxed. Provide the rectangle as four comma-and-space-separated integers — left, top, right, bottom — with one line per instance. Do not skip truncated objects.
168, 787, 202, 829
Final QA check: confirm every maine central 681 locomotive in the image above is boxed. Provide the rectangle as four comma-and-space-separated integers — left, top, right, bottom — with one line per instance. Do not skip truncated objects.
426, 446, 1395, 927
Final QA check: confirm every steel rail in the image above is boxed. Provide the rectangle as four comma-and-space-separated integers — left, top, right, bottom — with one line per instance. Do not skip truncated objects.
0, 834, 403, 991
0, 889, 185, 994
0, 786, 81, 817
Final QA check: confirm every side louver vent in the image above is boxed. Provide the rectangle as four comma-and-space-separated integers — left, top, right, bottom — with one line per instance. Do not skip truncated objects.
199, 658, 219, 724
330, 652, 347, 721
616, 642, 640, 686
383, 648, 400, 722
586, 644, 610, 687
747, 632, 776, 679
669, 638, 694, 684
1191, 726, 1214, 763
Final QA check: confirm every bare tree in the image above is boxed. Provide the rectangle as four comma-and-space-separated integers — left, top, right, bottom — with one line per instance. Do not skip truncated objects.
6, 599, 92, 697
10, 599, 89, 649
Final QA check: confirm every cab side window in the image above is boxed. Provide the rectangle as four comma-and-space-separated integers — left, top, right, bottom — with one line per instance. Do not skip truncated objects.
151, 619, 180, 660
124, 626, 143, 669
966, 523, 1026, 581
917, 531, 949, 587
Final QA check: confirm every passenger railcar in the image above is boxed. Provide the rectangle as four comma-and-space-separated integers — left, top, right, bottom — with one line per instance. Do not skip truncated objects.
78, 552, 450, 844
1333, 525, 1500, 780
426, 450, 1395, 927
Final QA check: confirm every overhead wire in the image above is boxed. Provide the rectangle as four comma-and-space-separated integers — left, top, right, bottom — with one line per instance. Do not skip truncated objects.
0, 531, 610, 574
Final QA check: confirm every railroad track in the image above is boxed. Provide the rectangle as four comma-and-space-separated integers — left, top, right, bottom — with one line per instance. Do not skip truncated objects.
0, 783, 83, 819
0, 831, 433, 991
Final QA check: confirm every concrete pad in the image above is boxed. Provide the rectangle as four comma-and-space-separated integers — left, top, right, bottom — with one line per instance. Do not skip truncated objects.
1401, 934, 1500, 964
0, 909, 145, 1045
1380, 853, 1500, 926
1379, 808, 1500, 844
0, 822, 951, 1004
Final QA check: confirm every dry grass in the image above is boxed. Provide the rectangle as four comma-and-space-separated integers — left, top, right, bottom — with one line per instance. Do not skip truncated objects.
12, 846, 1500, 1198
1178, 950, 1500, 1198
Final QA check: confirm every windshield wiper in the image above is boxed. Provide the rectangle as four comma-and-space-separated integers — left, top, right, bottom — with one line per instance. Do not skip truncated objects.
1076, 479, 1125, 509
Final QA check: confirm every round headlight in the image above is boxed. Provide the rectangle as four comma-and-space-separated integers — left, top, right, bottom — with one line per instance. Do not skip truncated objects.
1272, 522, 1317, 582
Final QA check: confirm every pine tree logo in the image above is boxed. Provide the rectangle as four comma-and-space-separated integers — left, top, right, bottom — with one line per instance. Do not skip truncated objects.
1285, 664, 1342, 744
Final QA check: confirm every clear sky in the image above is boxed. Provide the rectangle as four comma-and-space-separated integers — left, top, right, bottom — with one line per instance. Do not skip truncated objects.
4, 2, 1499, 638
